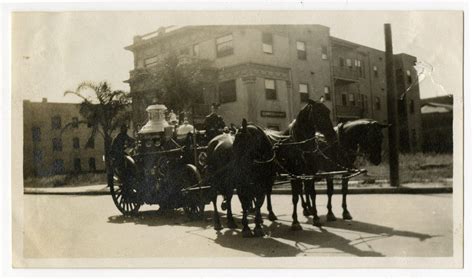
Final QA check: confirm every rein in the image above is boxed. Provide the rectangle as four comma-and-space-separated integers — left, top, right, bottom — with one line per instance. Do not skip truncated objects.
253, 151, 276, 164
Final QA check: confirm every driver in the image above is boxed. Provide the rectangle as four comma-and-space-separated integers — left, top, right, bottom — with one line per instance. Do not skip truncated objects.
111, 124, 135, 169
204, 103, 226, 140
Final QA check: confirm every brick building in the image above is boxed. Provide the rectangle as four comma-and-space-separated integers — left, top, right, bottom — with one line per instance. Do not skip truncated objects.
23, 99, 106, 177
124, 25, 422, 152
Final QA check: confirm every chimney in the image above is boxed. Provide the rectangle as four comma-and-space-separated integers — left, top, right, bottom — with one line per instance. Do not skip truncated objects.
42, 98, 47, 103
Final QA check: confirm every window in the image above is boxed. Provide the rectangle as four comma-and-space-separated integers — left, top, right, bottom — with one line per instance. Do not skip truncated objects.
52, 159, 65, 174
218, 80, 236, 103
299, 83, 309, 103
73, 137, 80, 149
410, 99, 415, 114
348, 93, 355, 106
89, 157, 96, 171
74, 158, 81, 173
216, 34, 233, 58
296, 41, 306, 60
339, 57, 345, 67
321, 46, 328, 60
324, 86, 331, 101
342, 93, 347, 106
144, 56, 158, 68
361, 95, 368, 111
373, 65, 378, 77
32, 126, 41, 142
406, 69, 412, 84
265, 79, 277, 100
355, 59, 363, 76
262, 32, 273, 54
33, 150, 43, 162
72, 117, 79, 128
375, 97, 381, 110
346, 58, 352, 68
52, 138, 62, 152
51, 115, 61, 129
192, 44, 200, 56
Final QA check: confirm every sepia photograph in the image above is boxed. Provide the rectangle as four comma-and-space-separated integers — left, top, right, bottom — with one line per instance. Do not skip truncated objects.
8, 8, 464, 269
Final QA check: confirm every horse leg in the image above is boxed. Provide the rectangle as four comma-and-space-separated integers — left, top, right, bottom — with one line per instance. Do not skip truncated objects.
291, 179, 303, 231
326, 178, 337, 222
306, 179, 321, 227
302, 182, 311, 217
253, 194, 266, 237
212, 191, 223, 231
266, 190, 278, 221
240, 195, 253, 238
342, 178, 353, 220
225, 189, 238, 229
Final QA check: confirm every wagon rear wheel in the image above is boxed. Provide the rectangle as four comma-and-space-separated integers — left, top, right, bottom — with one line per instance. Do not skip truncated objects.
179, 165, 205, 220
109, 161, 141, 216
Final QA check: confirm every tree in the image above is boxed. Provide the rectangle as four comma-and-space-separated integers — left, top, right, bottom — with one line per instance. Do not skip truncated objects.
64, 81, 131, 184
135, 52, 214, 113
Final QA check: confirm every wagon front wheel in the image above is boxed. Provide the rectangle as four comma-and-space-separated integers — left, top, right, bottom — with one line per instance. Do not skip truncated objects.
109, 170, 141, 216
179, 164, 205, 220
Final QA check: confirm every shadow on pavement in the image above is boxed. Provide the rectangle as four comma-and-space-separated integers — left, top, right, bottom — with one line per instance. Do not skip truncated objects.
319, 218, 434, 241
107, 209, 397, 257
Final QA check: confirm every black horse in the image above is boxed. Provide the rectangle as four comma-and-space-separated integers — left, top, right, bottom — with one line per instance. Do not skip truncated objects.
206, 132, 238, 230
266, 99, 338, 230
206, 119, 276, 237
232, 119, 277, 237
301, 119, 389, 223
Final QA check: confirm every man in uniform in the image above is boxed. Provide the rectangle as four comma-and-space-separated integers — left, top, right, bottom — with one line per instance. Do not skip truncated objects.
111, 124, 135, 170
204, 103, 226, 140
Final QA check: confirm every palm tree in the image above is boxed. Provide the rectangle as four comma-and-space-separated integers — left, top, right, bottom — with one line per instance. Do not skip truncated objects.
64, 81, 131, 184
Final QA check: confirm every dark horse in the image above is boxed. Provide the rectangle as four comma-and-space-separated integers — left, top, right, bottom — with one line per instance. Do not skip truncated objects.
300, 119, 389, 222
266, 99, 339, 230
206, 119, 276, 237
232, 119, 277, 237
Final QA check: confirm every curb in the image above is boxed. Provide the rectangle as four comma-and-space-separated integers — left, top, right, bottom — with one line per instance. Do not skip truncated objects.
24, 186, 452, 196
272, 186, 453, 195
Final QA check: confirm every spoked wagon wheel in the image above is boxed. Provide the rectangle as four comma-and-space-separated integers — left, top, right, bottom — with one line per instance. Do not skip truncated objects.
179, 164, 205, 220
109, 164, 141, 216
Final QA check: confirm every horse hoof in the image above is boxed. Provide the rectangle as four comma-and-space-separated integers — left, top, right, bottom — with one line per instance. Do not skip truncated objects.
313, 217, 322, 227
268, 212, 278, 221
253, 227, 265, 237
326, 212, 337, 222
343, 211, 353, 220
291, 222, 303, 231
303, 208, 311, 217
242, 228, 253, 238
227, 220, 238, 229
214, 224, 223, 231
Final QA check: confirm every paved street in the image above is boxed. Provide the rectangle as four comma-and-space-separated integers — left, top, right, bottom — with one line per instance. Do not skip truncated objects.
22, 193, 452, 259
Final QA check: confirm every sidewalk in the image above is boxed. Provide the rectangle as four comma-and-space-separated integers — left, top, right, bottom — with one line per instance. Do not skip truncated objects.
24, 179, 453, 195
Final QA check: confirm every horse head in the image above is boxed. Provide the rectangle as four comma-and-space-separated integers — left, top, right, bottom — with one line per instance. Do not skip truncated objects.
234, 118, 274, 164
350, 120, 389, 165
297, 99, 337, 142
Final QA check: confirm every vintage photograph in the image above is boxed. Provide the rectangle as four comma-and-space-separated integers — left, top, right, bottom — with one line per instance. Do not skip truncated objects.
11, 10, 463, 268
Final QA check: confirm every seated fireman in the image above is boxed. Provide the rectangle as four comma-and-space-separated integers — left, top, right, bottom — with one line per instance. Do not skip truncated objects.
204, 103, 226, 140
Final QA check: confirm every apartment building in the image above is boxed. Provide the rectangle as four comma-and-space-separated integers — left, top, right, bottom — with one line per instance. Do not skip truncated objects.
23, 99, 106, 177
125, 25, 422, 152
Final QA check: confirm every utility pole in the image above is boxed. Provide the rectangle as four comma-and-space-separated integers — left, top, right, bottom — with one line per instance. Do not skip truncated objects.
384, 24, 400, 187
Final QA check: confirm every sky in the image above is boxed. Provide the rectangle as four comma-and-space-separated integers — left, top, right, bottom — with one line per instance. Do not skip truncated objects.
12, 10, 463, 104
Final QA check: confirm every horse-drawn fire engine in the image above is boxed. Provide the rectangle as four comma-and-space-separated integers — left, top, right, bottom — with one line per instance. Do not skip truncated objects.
109, 103, 212, 218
